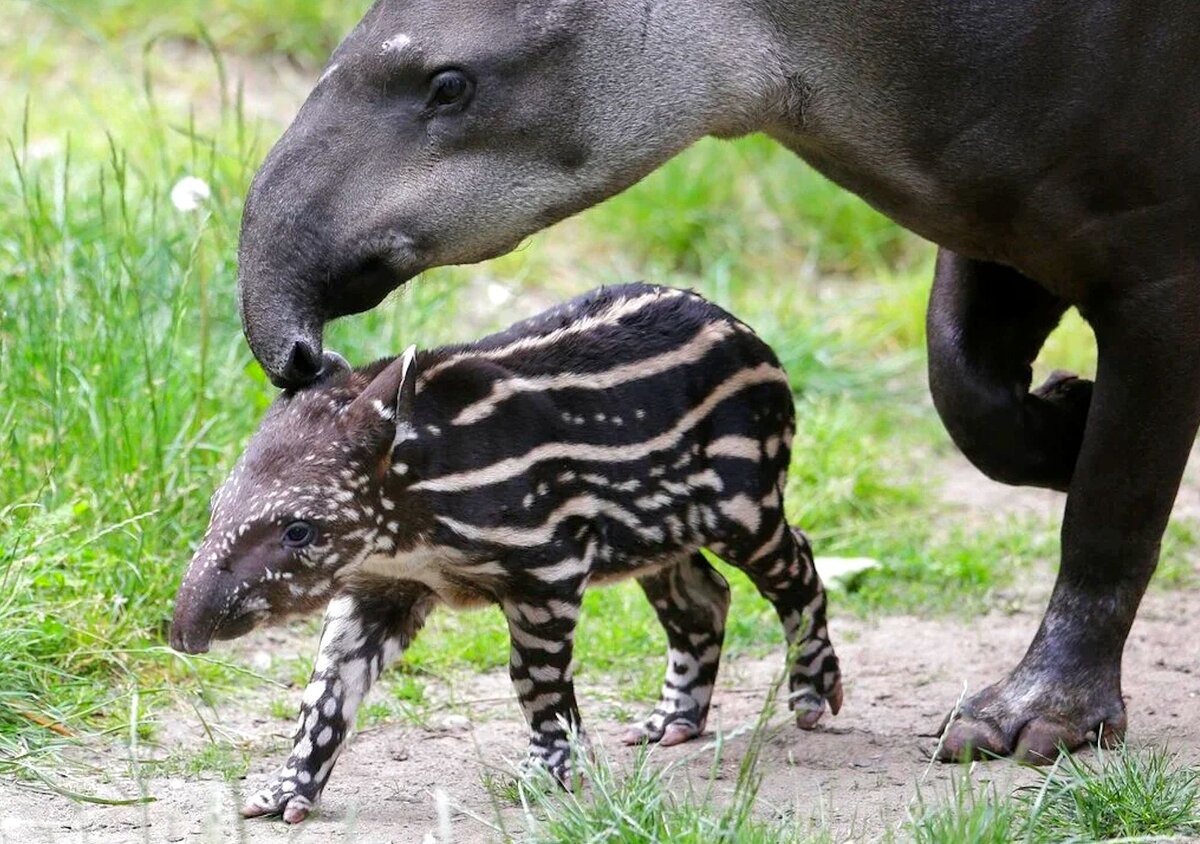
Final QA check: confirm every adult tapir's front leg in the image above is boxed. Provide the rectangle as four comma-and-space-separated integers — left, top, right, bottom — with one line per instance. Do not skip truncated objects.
927, 250, 1093, 491
243, 585, 435, 823
941, 276, 1200, 761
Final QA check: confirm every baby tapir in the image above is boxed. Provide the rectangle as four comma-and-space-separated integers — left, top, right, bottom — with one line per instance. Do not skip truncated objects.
171, 282, 841, 823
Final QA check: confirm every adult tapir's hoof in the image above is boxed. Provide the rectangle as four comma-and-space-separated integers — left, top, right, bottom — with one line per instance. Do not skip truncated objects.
936, 674, 1126, 764
1032, 369, 1094, 422
241, 769, 323, 824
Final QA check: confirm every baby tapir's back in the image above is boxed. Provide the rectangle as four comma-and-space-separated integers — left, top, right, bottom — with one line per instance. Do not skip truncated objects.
405, 283, 797, 574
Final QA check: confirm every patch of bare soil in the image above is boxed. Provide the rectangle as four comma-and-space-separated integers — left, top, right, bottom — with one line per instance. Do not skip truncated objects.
2, 575, 1196, 843
3, 455, 1199, 843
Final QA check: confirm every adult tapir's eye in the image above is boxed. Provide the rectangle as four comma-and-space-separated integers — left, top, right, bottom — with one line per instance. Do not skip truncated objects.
282, 520, 317, 549
427, 69, 473, 110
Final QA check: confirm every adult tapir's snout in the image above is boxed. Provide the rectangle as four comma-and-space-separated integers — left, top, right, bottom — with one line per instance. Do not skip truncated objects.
236, 122, 417, 390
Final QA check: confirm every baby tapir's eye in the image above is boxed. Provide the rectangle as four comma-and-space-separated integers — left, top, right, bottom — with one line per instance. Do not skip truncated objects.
281, 520, 317, 549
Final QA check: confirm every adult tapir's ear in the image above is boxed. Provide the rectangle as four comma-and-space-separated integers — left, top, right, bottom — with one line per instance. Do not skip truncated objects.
347, 345, 420, 449
317, 350, 350, 381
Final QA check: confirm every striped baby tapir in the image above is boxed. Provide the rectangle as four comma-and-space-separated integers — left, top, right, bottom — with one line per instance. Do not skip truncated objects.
171, 282, 842, 823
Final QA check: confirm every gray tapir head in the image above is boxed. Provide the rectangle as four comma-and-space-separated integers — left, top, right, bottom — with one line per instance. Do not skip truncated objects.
171, 351, 424, 654
238, 0, 779, 388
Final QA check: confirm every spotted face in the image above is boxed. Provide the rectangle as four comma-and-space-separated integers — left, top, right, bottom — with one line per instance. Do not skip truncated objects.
171, 351, 421, 654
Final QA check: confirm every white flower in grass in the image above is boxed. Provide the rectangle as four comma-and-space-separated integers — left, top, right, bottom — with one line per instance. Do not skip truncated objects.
486, 282, 512, 305
171, 176, 212, 212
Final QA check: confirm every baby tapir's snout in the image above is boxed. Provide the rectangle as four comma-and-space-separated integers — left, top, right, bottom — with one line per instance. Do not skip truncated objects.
179, 283, 841, 825
170, 564, 225, 654
171, 562, 261, 655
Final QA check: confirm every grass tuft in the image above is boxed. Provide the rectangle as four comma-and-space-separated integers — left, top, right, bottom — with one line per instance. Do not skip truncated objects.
1021, 745, 1200, 843
905, 746, 1200, 844
904, 776, 1018, 844
511, 680, 827, 844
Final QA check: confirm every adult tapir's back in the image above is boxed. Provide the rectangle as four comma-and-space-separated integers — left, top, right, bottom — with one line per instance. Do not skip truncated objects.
406, 283, 796, 572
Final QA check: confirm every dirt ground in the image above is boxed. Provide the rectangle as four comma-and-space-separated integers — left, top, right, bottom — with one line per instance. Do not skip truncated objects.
2, 454, 1198, 844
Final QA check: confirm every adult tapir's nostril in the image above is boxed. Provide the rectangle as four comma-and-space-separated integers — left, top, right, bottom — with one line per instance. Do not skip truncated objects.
272, 339, 323, 390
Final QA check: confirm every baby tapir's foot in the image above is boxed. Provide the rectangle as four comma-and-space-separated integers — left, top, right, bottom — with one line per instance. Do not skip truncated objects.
790, 669, 843, 730
524, 728, 580, 788
621, 706, 705, 747
241, 765, 324, 824
625, 554, 728, 748
786, 618, 842, 729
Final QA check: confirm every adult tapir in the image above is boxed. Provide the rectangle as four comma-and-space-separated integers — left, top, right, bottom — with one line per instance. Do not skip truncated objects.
233, 0, 1200, 763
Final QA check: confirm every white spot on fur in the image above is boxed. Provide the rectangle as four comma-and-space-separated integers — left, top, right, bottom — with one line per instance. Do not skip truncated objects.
317, 62, 340, 86
303, 680, 327, 707
382, 33, 413, 53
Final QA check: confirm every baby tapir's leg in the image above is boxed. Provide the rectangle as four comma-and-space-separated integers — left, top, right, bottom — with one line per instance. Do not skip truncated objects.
243, 585, 435, 824
502, 588, 585, 785
727, 524, 842, 727
623, 553, 730, 747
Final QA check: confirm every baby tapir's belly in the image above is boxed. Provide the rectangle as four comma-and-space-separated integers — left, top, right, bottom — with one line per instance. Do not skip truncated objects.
355, 546, 504, 609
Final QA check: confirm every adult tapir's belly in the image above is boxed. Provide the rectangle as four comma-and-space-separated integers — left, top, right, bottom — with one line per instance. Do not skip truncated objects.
779, 0, 1200, 299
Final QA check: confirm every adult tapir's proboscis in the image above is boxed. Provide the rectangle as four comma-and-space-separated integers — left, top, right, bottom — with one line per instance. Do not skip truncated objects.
235, 1, 1200, 763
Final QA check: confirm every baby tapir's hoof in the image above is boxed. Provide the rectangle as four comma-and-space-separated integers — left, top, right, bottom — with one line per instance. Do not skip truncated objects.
792, 677, 843, 730
241, 770, 321, 825
621, 715, 705, 747
523, 732, 581, 790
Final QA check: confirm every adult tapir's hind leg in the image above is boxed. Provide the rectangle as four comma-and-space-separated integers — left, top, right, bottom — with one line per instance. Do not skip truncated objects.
623, 552, 730, 747
940, 276, 1200, 761
927, 250, 1093, 491
242, 584, 435, 823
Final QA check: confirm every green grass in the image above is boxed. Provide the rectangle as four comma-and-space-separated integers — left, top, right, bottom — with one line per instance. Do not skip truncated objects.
37, 0, 368, 63
903, 746, 1200, 844
905, 777, 1019, 844
507, 680, 830, 844
171, 741, 252, 780
1022, 746, 1200, 842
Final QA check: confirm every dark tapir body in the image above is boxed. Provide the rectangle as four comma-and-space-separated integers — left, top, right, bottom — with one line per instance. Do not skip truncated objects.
234, 1, 1200, 765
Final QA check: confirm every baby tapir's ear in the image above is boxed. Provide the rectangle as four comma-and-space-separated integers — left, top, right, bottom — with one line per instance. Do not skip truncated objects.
346, 346, 420, 451
393, 345, 418, 444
